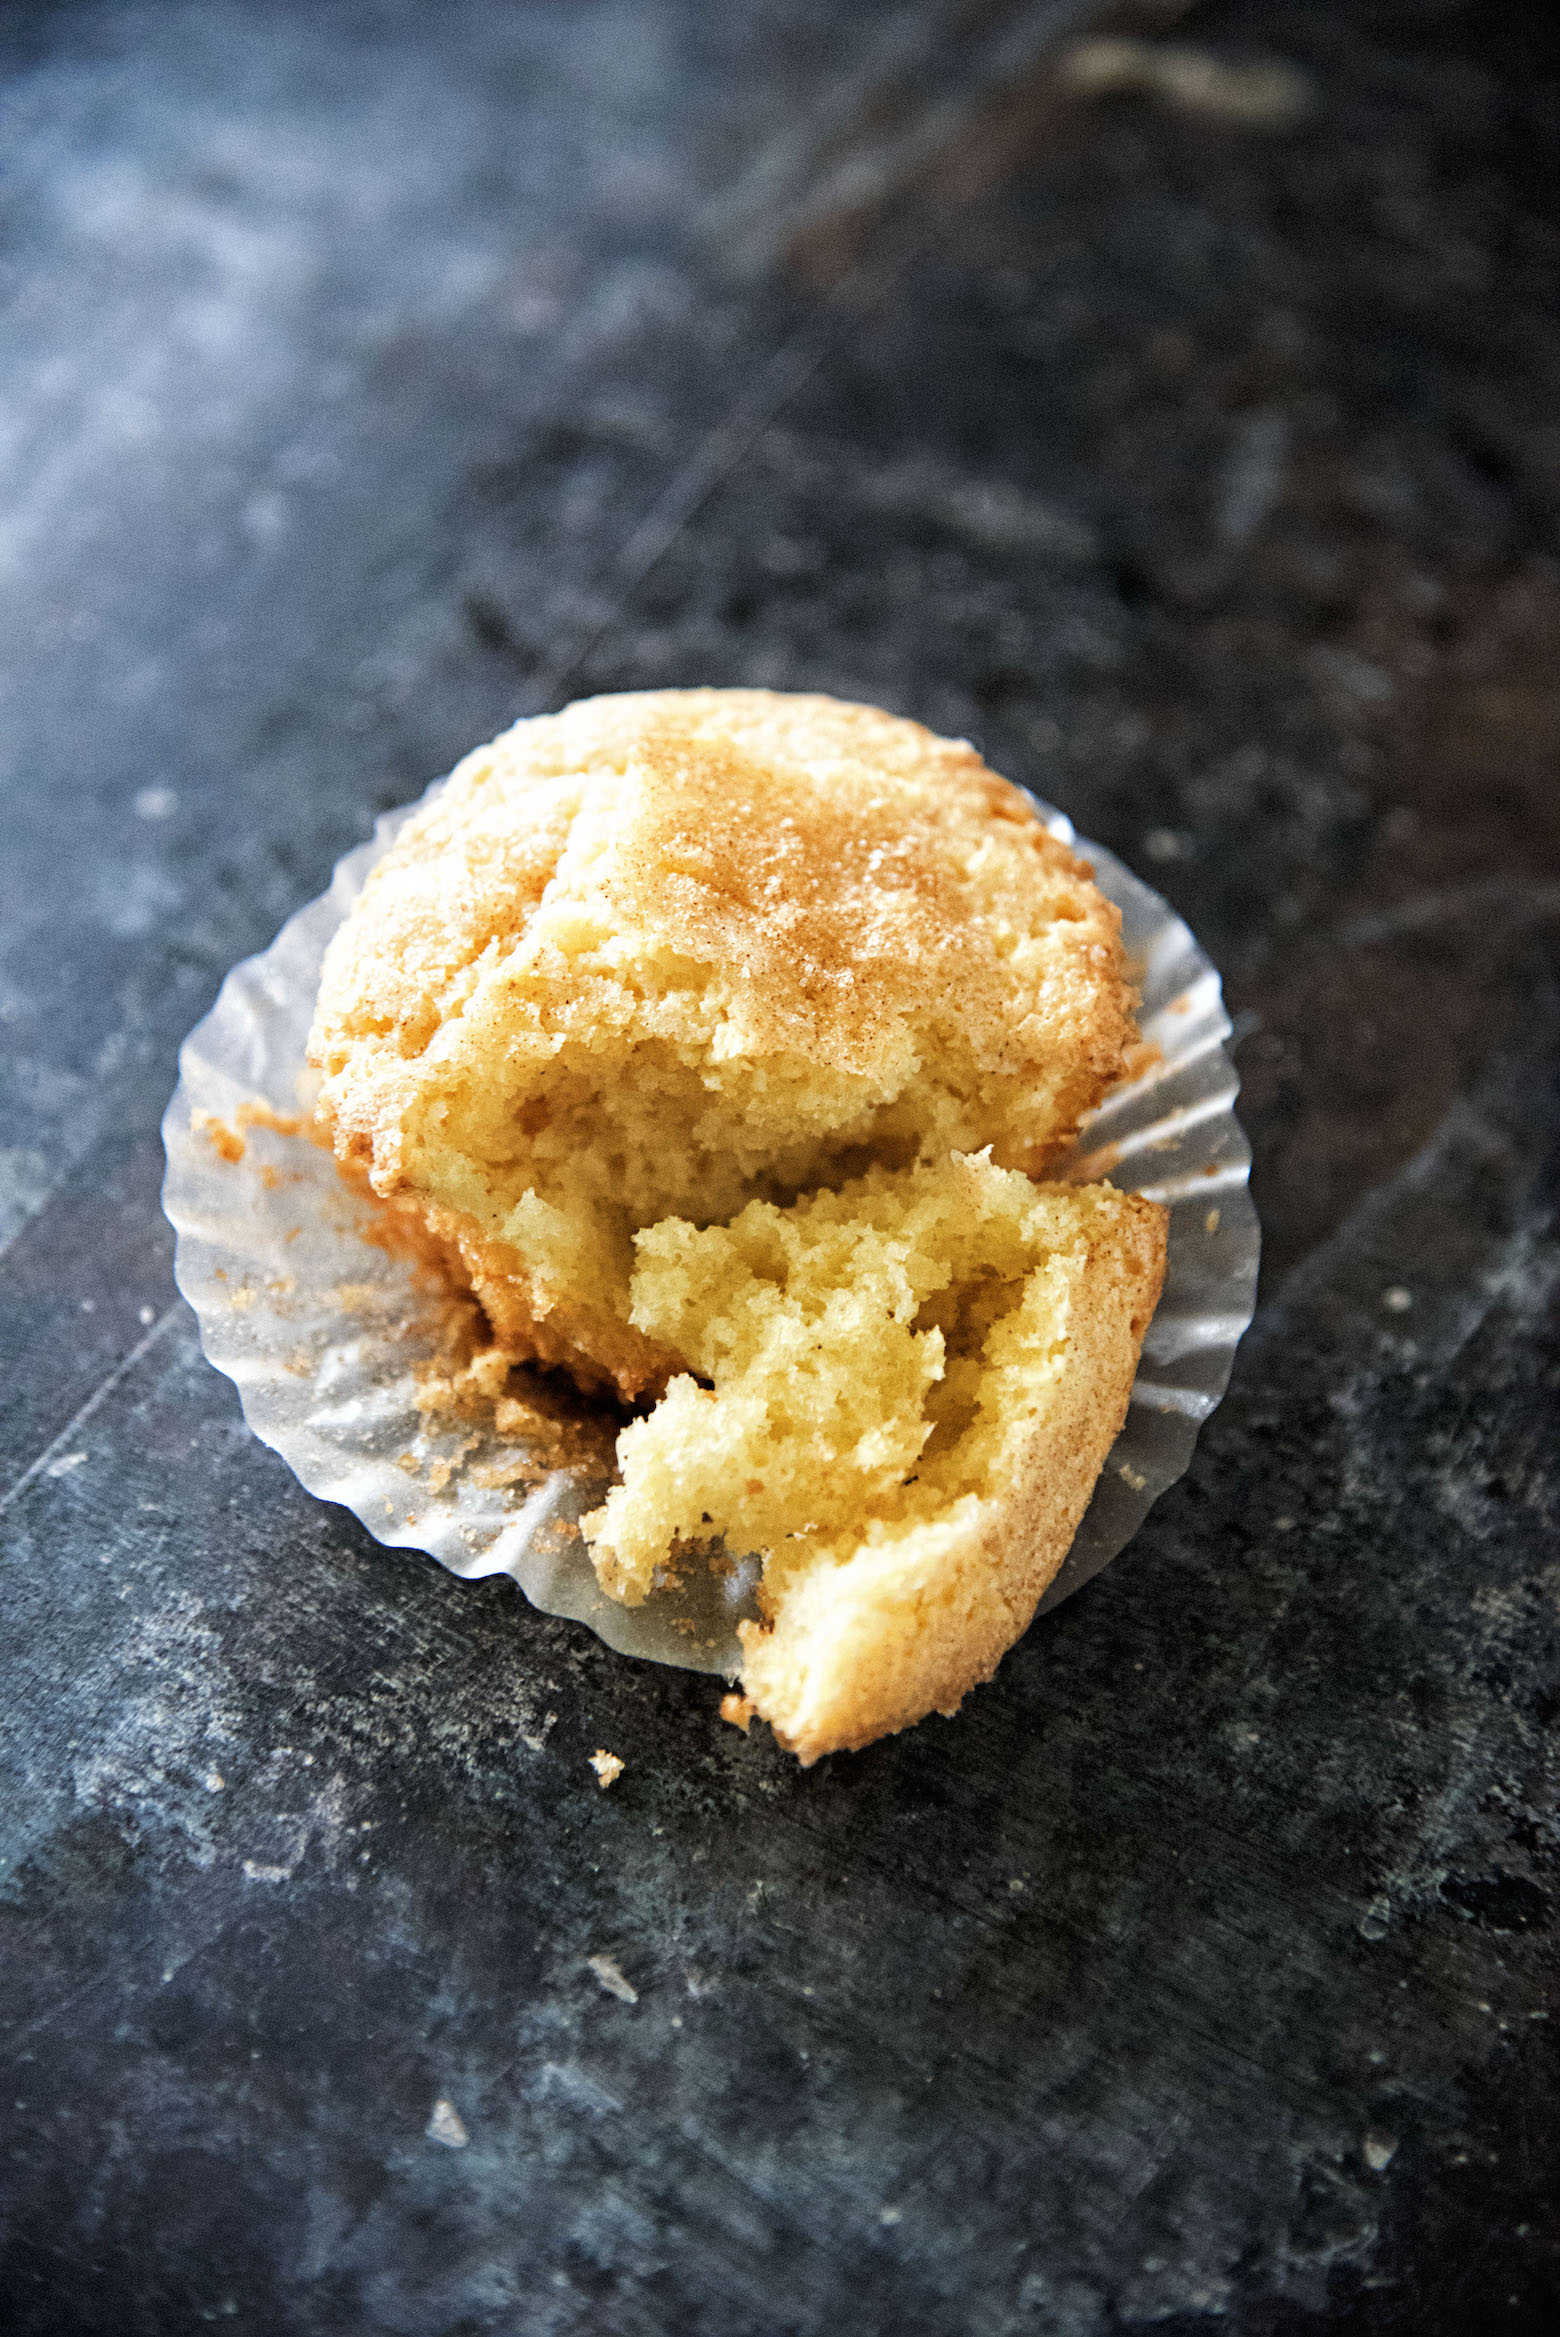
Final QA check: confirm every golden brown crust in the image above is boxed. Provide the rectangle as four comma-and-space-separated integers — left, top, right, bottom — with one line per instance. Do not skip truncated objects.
736, 1191, 1167, 1764
311, 691, 1130, 1158
312, 682, 1120, 1140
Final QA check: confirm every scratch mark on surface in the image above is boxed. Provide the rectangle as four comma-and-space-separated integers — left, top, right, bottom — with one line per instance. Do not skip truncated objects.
0, 1305, 180, 1518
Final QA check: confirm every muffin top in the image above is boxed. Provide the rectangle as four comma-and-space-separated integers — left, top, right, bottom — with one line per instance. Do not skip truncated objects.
311, 690, 1134, 1262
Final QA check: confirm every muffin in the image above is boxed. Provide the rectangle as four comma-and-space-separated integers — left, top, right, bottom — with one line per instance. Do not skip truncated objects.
309, 689, 1166, 1759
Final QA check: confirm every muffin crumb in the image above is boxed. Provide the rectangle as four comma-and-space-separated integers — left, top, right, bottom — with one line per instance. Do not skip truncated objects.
192, 1109, 245, 1164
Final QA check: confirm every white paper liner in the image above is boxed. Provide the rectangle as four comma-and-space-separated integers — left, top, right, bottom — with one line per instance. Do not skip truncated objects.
162, 780, 1259, 1678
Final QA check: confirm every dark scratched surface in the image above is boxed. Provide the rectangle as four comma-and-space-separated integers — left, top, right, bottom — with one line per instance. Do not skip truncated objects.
2, 3, 1558, 2330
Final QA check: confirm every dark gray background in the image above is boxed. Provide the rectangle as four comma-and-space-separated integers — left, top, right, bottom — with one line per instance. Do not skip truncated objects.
2, 3, 1557, 2330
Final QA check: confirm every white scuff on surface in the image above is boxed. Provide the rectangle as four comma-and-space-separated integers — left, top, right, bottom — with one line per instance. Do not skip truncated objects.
587, 1954, 639, 2005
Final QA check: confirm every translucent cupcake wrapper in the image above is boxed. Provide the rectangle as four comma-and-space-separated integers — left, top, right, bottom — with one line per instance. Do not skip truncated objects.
162, 779, 1259, 1677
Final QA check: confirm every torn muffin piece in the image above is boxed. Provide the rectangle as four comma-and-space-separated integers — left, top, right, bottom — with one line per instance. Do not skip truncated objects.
584, 1154, 1165, 1764
308, 688, 1137, 1403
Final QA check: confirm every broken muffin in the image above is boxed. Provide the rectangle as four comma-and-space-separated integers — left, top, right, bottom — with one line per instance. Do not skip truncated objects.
308, 687, 1166, 1760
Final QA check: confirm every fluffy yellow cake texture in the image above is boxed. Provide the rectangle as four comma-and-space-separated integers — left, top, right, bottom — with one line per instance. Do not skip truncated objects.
586, 1155, 1164, 1762
308, 687, 1166, 1760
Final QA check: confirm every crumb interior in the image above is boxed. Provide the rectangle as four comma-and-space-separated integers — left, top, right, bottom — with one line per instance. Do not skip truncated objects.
584, 1152, 1113, 1606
